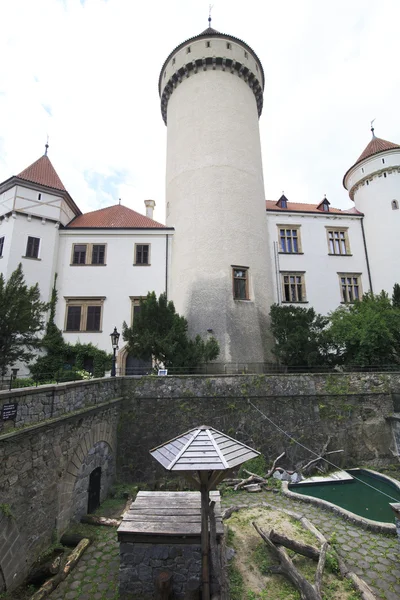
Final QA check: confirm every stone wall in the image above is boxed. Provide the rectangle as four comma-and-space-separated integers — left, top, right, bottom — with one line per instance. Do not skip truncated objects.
0, 380, 122, 592
0, 378, 122, 434
119, 542, 202, 600
118, 372, 399, 483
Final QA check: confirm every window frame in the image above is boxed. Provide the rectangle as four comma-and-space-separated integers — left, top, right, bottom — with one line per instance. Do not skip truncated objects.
232, 266, 249, 300
277, 225, 302, 254
280, 271, 307, 304
134, 244, 151, 266
0, 236, 4, 257
25, 236, 40, 259
64, 297, 105, 332
129, 296, 146, 325
70, 243, 107, 266
326, 227, 351, 256
338, 273, 362, 304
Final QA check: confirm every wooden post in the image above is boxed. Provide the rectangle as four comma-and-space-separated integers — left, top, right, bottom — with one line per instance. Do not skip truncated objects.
155, 570, 172, 599
200, 473, 210, 600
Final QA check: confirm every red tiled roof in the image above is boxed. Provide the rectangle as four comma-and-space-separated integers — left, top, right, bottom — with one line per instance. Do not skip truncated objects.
343, 135, 400, 188
355, 136, 400, 164
17, 155, 66, 191
67, 204, 168, 229
266, 200, 362, 215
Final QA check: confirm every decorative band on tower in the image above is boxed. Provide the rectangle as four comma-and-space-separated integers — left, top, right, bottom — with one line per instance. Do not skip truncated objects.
160, 56, 264, 125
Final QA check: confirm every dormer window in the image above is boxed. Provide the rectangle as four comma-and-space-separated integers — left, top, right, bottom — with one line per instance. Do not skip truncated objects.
276, 194, 289, 209
317, 197, 330, 212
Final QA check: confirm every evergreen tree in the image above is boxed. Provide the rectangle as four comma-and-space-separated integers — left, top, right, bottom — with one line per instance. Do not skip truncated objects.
122, 292, 219, 371
0, 263, 48, 372
392, 283, 400, 309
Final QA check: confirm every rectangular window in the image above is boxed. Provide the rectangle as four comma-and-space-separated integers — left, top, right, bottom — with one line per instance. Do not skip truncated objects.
73, 244, 87, 264
134, 244, 150, 265
327, 228, 350, 255
0, 236, 4, 257
281, 272, 306, 303
278, 227, 301, 253
91, 244, 105, 265
71, 243, 106, 265
25, 236, 40, 258
232, 267, 249, 300
130, 296, 145, 324
339, 274, 362, 303
64, 298, 104, 332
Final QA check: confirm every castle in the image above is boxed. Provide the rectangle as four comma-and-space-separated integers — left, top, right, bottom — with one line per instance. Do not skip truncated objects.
0, 26, 399, 374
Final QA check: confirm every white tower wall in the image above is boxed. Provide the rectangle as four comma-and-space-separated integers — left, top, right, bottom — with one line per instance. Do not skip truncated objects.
345, 149, 400, 295
161, 32, 273, 363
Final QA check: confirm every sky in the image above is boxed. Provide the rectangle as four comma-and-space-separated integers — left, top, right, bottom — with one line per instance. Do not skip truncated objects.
0, 0, 399, 222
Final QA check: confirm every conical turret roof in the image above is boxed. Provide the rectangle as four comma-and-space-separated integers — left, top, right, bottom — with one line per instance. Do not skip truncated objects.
343, 133, 400, 188
17, 154, 66, 191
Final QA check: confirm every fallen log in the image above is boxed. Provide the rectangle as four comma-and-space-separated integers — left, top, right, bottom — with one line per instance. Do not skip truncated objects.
265, 451, 286, 478
269, 530, 320, 561
81, 515, 121, 527
252, 522, 326, 600
30, 538, 90, 600
28, 556, 61, 586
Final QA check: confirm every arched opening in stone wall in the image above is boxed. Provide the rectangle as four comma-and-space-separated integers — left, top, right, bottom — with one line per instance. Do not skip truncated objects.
71, 441, 114, 522
117, 343, 152, 375
87, 467, 102, 514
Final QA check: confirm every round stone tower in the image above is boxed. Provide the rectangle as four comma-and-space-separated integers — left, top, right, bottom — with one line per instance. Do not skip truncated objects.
343, 128, 400, 295
159, 26, 273, 364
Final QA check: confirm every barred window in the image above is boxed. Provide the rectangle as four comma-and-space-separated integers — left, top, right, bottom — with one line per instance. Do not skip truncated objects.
339, 274, 362, 303
281, 272, 306, 303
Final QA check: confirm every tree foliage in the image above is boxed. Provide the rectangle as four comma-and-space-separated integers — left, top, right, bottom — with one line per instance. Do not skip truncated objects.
0, 263, 48, 373
122, 292, 220, 371
392, 283, 400, 309
30, 276, 112, 381
328, 291, 400, 366
269, 304, 331, 367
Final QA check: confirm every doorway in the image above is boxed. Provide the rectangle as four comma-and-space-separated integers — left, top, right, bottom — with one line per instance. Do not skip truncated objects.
87, 467, 101, 514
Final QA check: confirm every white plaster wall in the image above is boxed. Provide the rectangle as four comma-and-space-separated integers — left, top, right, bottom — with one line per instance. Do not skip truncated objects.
0, 186, 16, 217
345, 150, 400, 294
0, 218, 15, 277
55, 230, 168, 352
1, 213, 59, 302
164, 39, 273, 363
14, 185, 66, 224
160, 36, 263, 94
266, 212, 370, 315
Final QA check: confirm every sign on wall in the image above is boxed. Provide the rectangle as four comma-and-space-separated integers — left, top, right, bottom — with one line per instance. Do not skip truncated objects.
1, 403, 18, 421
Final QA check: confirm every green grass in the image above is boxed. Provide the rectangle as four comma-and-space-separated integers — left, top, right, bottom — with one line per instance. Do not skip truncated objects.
228, 562, 245, 600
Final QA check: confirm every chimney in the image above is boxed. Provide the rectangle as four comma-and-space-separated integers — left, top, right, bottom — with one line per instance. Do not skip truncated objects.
144, 199, 156, 219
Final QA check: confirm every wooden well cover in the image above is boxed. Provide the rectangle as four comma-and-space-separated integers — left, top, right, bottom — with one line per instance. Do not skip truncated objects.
150, 425, 260, 472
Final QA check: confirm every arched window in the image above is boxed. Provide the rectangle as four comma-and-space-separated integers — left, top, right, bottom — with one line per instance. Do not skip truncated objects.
392, 200, 399, 210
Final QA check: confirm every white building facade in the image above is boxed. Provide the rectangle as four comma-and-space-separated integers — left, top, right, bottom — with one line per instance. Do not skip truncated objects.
0, 26, 399, 374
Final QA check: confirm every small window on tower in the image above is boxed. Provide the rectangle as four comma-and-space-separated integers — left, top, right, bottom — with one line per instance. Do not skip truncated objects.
384, 173, 387, 178
186, 46, 191, 54
172, 57, 176, 65
244, 51, 248, 59
226, 42, 231, 50
25, 236, 40, 259
38, 193, 42, 200
392, 200, 399, 210
382, 158, 385, 164
232, 267, 249, 300
206, 41, 211, 48
0, 236, 4, 257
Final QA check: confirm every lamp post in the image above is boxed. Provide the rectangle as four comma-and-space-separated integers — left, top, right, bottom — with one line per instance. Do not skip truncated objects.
110, 327, 120, 377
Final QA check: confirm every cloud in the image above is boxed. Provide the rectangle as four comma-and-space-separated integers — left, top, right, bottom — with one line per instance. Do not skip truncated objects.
0, 0, 398, 223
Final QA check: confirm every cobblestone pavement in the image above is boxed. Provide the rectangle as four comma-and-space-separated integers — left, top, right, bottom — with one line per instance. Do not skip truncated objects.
48, 490, 400, 600
50, 527, 119, 600
221, 490, 400, 600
